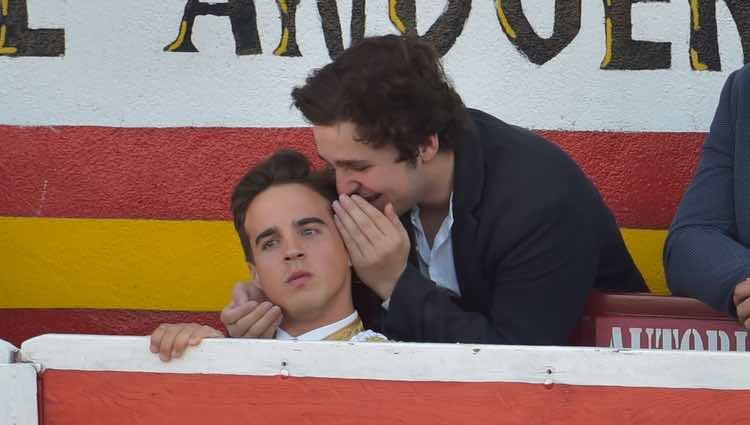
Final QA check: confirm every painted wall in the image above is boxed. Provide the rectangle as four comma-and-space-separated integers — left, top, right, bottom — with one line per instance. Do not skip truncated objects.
1, 0, 749, 340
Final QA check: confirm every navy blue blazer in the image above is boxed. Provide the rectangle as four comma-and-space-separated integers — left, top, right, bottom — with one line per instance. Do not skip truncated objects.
370, 109, 646, 345
665, 64, 750, 316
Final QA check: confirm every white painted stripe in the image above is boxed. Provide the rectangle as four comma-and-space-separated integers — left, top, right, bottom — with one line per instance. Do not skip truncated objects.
0, 339, 18, 364
20, 334, 750, 390
0, 1, 745, 131
0, 364, 38, 425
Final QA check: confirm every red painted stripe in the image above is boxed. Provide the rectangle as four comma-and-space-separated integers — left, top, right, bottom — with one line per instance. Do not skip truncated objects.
0, 126, 318, 221
0, 126, 704, 228
41, 370, 750, 425
0, 309, 223, 347
542, 131, 704, 229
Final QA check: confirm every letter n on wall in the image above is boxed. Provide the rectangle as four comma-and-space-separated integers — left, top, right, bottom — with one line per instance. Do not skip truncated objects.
0, 0, 64, 56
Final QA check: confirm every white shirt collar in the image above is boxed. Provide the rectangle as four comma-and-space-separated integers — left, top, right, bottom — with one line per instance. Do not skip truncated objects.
275, 311, 359, 341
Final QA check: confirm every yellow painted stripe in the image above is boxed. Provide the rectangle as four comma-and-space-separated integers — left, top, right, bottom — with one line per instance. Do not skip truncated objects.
277, 0, 289, 14
0, 25, 17, 55
274, 28, 290, 56
0, 217, 669, 309
690, 48, 708, 71
0, 217, 248, 310
494, 0, 517, 39
1, 0, 8, 16
167, 21, 188, 52
601, 17, 613, 68
388, 0, 407, 34
690, 0, 701, 31
621, 228, 669, 295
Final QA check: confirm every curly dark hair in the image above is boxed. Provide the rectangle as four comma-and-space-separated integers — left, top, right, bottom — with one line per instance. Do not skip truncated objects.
231, 150, 336, 263
291, 35, 469, 164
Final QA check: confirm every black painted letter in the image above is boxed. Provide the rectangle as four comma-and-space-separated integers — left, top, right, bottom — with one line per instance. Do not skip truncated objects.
0, 0, 64, 56
601, 0, 671, 70
164, 0, 261, 55
494, 0, 581, 65
388, 0, 472, 57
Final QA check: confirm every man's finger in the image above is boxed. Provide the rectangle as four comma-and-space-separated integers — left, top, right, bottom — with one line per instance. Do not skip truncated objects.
233, 302, 274, 337
190, 326, 224, 345
340, 194, 385, 242
149, 324, 167, 353
350, 194, 394, 236
384, 203, 409, 240
333, 199, 374, 251
261, 315, 284, 339
158, 325, 182, 362
242, 304, 282, 338
171, 324, 197, 359
734, 279, 750, 306
221, 300, 259, 326
334, 214, 365, 262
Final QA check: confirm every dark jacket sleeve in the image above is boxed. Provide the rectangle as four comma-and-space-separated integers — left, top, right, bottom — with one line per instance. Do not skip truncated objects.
664, 67, 750, 316
383, 176, 598, 345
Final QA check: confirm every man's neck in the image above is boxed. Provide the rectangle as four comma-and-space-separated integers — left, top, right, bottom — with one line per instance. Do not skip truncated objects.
417, 151, 454, 244
418, 151, 454, 212
281, 307, 356, 338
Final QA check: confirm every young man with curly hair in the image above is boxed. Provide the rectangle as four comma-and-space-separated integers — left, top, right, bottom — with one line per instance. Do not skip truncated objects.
221, 35, 647, 345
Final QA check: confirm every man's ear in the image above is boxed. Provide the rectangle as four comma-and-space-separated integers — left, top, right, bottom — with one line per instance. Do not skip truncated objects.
419, 134, 439, 163
247, 261, 263, 288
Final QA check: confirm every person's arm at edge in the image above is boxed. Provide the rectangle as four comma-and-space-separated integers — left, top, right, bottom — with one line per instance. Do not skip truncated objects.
664, 66, 750, 317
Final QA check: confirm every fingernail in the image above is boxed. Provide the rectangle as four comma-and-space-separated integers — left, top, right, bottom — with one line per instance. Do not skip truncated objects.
332, 200, 340, 209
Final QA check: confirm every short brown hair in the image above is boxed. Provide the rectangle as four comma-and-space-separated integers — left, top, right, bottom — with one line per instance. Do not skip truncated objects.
231, 150, 336, 262
291, 35, 469, 164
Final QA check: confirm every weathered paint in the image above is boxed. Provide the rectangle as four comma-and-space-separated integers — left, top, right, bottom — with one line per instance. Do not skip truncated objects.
0, 364, 38, 425
18, 334, 750, 388
39, 370, 750, 425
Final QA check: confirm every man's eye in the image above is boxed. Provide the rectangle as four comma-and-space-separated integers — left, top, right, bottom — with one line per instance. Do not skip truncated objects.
261, 239, 278, 250
301, 227, 319, 236
351, 164, 371, 172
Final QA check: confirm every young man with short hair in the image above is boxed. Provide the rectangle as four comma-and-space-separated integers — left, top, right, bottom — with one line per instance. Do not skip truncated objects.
150, 151, 385, 362
223, 35, 647, 345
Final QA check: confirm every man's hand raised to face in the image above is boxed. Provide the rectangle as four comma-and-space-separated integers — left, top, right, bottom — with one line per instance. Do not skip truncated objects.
733, 278, 750, 330
332, 194, 411, 300
220, 280, 283, 338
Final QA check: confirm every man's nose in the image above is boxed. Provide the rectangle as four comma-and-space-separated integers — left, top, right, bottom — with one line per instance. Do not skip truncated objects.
284, 240, 305, 262
335, 170, 360, 196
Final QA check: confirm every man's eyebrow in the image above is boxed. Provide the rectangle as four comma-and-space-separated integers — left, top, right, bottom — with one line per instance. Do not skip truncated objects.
254, 226, 279, 246
332, 159, 370, 168
295, 217, 326, 227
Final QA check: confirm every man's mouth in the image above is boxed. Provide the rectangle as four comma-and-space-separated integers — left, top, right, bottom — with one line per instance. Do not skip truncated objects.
358, 192, 381, 205
286, 271, 312, 287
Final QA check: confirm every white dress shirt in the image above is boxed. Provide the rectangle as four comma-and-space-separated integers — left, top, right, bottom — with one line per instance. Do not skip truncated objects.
410, 194, 461, 296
